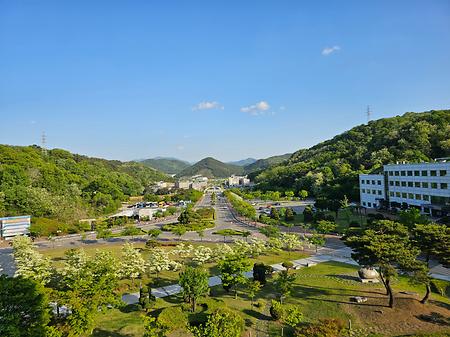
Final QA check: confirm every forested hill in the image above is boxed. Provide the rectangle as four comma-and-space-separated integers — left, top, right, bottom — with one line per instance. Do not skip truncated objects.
0, 145, 170, 221
244, 153, 292, 174
177, 157, 244, 178
253, 110, 450, 201
140, 157, 190, 174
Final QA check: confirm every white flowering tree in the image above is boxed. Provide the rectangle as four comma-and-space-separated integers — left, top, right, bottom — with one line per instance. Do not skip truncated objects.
148, 248, 181, 281
280, 233, 304, 257
192, 246, 214, 265
119, 242, 147, 286
11, 235, 52, 285
171, 243, 194, 262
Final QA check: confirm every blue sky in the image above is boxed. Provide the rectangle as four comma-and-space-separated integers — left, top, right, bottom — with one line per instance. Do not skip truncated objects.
1, 1, 449, 162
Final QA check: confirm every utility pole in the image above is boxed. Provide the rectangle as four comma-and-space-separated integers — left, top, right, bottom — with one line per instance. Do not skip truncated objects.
41, 131, 47, 156
366, 105, 372, 123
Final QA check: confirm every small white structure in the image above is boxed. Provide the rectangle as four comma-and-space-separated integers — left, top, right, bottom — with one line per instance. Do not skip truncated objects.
0, 216, 31, 240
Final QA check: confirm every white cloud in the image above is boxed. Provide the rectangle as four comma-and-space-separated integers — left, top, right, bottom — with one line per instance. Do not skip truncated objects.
192, 101, 224, 111
241, 101, 271, 116
176, 145, 185, 151
322, 45, 341, 56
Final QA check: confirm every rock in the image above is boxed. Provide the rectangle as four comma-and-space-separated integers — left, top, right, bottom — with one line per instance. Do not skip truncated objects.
350, 296, 368, 303
358, 267, 379, 279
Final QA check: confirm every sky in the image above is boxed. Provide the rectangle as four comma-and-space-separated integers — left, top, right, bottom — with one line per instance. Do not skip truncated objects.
1, 1, 449, 163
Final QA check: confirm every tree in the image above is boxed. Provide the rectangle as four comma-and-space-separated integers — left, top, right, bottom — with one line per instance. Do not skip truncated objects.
412, 223, 449, 265
192, 246, 214, 265
246, 280, 261, 308
119, 242, 147, 287
280, 233, 303, 257
309, 233, 326, 253
303, 206, 314, 223
172, 225, 187, 240
0, 275, 50, 337
218, 254, 251, 299
298, 190, 308, 200
143, 315, 168, 337
270, 207, 280, 220
285, 208, 295, 221
147, 248, 176, 281
253, 263, 273, 285
61, 249, 120, 336
242, 230, 251, 242
274, 270, 297, 304
192, 308, 244, 337
179, 267, 210, 312
344, 220, 419, 308
282, 305, 303, 331
147, 229, 162, 240
410, 263, 433, 304
399, 208, 429, 229
315, 220, 337, 234
139, 285, 156, 311
285, 191, 295, 200
11, 235, 52, 285
196, 229, 205, 241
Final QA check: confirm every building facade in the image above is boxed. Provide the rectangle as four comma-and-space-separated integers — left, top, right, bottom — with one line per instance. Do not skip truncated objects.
359, 160, 450, 216
0, 216, 31, 240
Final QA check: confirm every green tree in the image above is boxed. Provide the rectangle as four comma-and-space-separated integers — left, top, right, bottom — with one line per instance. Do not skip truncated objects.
196, 229, 205, 241
298, 190, 308, 200
192, 308, 244, 337
412, 223, 449, 265
274, 270, 297, 304
147, 229, 162, 240
246, 280, 261, 308
315, 220, 337, 234
284, 191, 295, 200
143, 315, 168, 337
0, 275, 51, 337
172, 225, 187, 240
344, 220, 419, 308
179, 267, 210, 312
399, 208, 429, 229
309, 233, 326, 253
284, 208, 295, 221
303, 206, 314, 223
218, 254, 251, 299
270, 207, 280, 220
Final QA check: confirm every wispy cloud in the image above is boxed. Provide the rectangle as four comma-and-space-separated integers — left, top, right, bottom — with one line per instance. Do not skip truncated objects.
322, 45, 341, 56
241, 101, 271, 116
192, 101, 224, 111
176, 145, 185, 151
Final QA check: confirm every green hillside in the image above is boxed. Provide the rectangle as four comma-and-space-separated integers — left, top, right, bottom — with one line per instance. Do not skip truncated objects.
253, 110, 450, 200
140, 157, 190, 174
228, 158, 257, 166
177, 157, 244, 178
0, 145, 170, 221
244, 153, 292, 174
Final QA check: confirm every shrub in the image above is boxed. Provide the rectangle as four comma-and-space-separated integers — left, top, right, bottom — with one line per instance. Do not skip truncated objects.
253, 263, 272, 285
121, 225, 142, 236
158, 306, 187, 331
295, 318, 345, 337
431, 279, 450, 297
349, 220, 360, 227
269, 300, 283, 320
282, 261, 294, 271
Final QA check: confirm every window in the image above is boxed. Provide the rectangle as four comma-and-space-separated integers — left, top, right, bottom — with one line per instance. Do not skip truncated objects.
361, 179, 365, 184
422, 182, 429, 188
395, 192, 401, 197
415, 194, 422, 200
372, 180, 375, 185
362, 189, 365, 193
389, 181, 394, 186
389, 191, 394, 197
423, 195, 430, 201
441, 183, 448, 189
402, 192, 407, 198
367, 190, 370, 194
415, 182, 421, 188
431, 182, 438, 189
395, 171, 399, 176
372, 190, 376, 194
440, 170, 447, 176
389, 171, 393, 176
414, 170, 420, 176
401, 181, 406, 187
362, 202, 366, 206
377, 180, 381, 185
407, 171, 413, 176
401, 171, 406, 176
368, 202, 372, 207
430, 170, 437, 176
408, 193, 414, 199
395, 181, 400, 186
422, 170, 428, 176
378, 190, 382, 195
408, 182, 413, 187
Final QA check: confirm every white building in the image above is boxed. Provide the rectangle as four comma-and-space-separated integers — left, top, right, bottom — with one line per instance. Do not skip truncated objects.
359, 174, 386, 209
359, 160, 450, 217
0, 216, 31, 240
228, 175, 251, 187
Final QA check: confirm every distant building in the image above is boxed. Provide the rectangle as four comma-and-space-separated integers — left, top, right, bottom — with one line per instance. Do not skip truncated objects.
176, 175, 208, 190
176, 180, 190, 189
359, 160, 450, 217
0, 216, 31, 240
228, 175, 251, 187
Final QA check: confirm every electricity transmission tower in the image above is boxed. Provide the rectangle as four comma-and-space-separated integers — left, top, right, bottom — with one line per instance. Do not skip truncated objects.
41, 131, 47, 155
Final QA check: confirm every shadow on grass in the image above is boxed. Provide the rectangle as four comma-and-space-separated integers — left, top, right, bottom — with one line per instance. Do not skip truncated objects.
242, 309, 272, 321
416, 312, 450, 326
305, 283, 387, 296
326, 274, 361, 282
119, 303, 141, 313
430, 300, 450, 311
91, 329, 134, 337
304, 296, 389, 307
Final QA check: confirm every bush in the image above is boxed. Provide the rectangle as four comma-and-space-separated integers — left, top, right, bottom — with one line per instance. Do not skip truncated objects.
30, 217, 67, 237
269, 300, 283, 320
253, 263, 273, 285
349, 220, 360, 227
282, 261, 294, 271
158, 306, 187, 331
121, 225, 142, 236
145, 239, 160, 249
430, 279, 450, 297
295, 318, 344, 337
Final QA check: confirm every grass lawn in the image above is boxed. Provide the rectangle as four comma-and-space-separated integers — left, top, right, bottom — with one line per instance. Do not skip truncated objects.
88, 259, 450, 337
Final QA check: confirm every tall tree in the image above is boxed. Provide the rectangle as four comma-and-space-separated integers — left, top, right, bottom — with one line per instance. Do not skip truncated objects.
218, 254, 251, 299
192, 308, 244, 337
178, 266, 210, 312
344, 220, 419, 308
274, 270, 297, 304
0, 275, 51, 337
